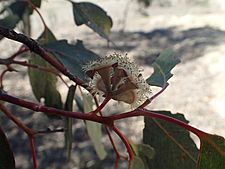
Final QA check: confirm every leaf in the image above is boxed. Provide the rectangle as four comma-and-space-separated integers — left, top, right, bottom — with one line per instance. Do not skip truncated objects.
0, 127, 15, 169
0, 2, 24, 40
130, 143, 155, 169
8, 1, 28, 18
82, 93, 107, 160
74, 94, 84, 112
0, 14, 20, 30
197, 134, 225, 169
64, 85, 76, 160
31, 0, 42, 8
28, 27, 62, 110
45, 40, 99, 81
129, 156, 145, 169
72, 2, 113, 39
0, 0, 41, 40
143, 111, 198, 169
146, 49, 180, 87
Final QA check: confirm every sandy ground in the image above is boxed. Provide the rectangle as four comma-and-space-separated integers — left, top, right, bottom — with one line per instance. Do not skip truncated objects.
1, 0, 225, 168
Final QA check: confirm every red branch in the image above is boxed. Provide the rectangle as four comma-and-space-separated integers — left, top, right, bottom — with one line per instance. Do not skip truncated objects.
0, 27, 90, 91
0, 90, 206, 137
29, 136, 37, 169
26, 0, 47, 28
139, 83, 169, 108
112, 126, 134, 161
109, 109, 207, 138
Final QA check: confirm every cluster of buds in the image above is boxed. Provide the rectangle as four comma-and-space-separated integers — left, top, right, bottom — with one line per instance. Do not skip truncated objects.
83, 53, 151, 107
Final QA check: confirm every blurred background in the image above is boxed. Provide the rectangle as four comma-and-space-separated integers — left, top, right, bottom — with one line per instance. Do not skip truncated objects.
1, 0, 225, 168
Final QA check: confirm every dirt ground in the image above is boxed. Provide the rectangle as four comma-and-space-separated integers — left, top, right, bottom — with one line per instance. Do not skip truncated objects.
1, 0, 225, 168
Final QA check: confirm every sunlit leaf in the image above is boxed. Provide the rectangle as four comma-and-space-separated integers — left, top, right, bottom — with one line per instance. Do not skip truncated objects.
197, 134, 225, 169
146, 49, 180, 87
143, 111, 198, 169
0, 127, 15, 169
129, 156, 145, 169
28, 27, 62, 110
45, 40, 99, 81
72, 2, 113, 40
82, 93, 107, 160
64, 85, 76, 160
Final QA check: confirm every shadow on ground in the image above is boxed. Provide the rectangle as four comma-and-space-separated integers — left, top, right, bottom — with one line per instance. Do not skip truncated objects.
1, 26, 225, 169
85, 26, 225, 65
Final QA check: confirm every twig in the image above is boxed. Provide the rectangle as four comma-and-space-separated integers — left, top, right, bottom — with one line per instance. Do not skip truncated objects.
139, 83, 169, 108
109, 108, 207, 138
0, 27, 90, 92
12, 60, 69, 87
90, 95, 111, 114
112, 126, 134, 161
25, 0, 47, 28
29, 136, 37, 169
0, 104, 37, 169
93, 96, 121, 164
0, 90, 207, 137
0, 103, 35, 135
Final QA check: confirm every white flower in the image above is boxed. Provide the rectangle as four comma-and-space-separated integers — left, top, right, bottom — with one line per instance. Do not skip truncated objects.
83, 53, 151, 107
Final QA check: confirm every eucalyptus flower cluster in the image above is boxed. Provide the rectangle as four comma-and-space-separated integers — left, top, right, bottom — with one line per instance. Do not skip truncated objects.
83, 53, 151, 107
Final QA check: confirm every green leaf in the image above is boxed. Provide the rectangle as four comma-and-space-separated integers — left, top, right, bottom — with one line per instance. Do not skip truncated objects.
143, 111, 198, 169
64, 85, 76, 160
72, 2, 113, 39
146, 49, 180, 87
82, 93, 107, 160
28, 27, 62, 110
45, 40, 99, 81
0, 14, 20, 29
0, 2, 23, 40
0, 127, 15, 169
0, 0, 41, 40
197, 134, 225, 169
31, 0, 42, 8
130, 143, 155, 169
74, 94, 84, 112
129, 156, 145, 169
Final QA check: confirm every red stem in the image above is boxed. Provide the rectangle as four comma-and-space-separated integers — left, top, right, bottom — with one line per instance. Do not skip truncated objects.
0, 27, 90, 92
26, 0, 47, 28
139, 83, 169, 108
112, 126, 134, 161
0, 90, 206, 137
109, 109, 206, 137
0, 90, 108, 124
90, 96, 111, 114
29, 136, 37, 169
8, 46, 29, 60
0, 104, 35, 135
12, 60, 69, 87
93, 96, 121, 162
